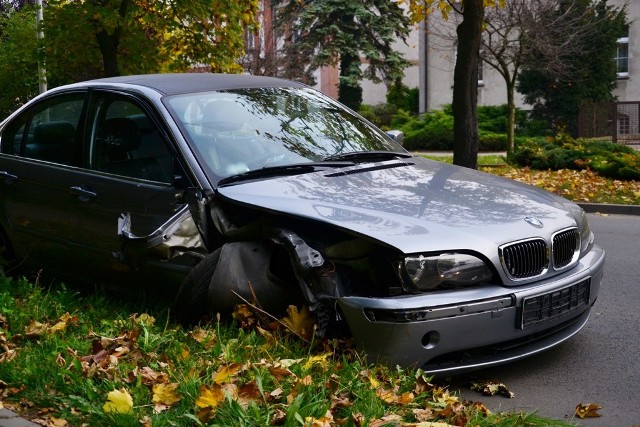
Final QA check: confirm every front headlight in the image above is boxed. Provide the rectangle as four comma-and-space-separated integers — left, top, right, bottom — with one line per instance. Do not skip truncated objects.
399, 253, 493, 292
564, 202, 593, 254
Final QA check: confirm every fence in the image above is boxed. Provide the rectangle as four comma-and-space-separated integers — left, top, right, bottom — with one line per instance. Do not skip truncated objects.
578, 101, 640, 145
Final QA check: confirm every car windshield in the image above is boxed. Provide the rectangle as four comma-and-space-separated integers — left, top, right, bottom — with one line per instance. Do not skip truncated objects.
165, 86, 405, 181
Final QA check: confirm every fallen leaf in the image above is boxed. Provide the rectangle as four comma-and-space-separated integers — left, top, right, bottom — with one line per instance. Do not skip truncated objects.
103, 388, 133, 414
152, 382, 182, 406
195, 384, 225, 410
303, 353, 330, 371
470, 380, 515, 398
132, 313, 155, 326
575, 402, 602, 419
213, 363, 244, 384
281, 305, 315, 341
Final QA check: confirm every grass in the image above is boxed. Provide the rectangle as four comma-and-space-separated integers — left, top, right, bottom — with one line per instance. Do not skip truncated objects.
0, 276, 579, 427
422, 154, 640, 205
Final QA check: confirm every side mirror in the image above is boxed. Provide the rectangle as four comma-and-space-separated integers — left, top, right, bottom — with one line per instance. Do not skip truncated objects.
386, 130, 404, 146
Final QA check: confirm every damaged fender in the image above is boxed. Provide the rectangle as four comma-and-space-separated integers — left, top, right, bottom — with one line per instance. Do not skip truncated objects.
116, 205, 207, 266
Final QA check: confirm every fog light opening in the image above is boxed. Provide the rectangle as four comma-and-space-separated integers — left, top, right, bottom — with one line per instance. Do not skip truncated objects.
421, 331, 440, 350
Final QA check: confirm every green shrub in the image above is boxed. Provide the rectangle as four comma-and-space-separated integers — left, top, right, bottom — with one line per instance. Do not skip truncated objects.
402, 110, 454, 150
386, 83, 419, 115
477, 105, 508, 133
511, 134, 640, 180
479, 132, 507, 151
358, 103, 398, 129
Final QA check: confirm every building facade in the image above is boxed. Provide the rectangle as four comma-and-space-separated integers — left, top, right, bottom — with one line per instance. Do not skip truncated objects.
355, 0, 639, 116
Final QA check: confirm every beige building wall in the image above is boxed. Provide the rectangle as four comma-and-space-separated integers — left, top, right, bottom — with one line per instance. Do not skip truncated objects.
314, 1, 638, 111
611, 0, 638, 101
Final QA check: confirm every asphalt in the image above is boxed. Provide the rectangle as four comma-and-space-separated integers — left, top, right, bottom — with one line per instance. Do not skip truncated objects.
0, 202, 637, 427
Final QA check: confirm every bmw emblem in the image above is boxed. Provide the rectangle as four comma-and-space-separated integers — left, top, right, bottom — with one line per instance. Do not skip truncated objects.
524, 216, 544, 228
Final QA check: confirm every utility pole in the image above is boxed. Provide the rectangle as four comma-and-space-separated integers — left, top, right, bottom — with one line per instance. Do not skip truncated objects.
35, 0, 47, 93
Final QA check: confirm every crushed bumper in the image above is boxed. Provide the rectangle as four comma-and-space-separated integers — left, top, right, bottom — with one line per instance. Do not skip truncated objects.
338, 245, 605, 374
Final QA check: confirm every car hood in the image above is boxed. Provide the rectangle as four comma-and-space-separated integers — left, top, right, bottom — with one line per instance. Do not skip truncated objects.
215, 157, 577, 254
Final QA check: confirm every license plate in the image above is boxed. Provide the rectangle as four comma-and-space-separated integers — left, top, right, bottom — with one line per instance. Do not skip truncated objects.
520, 278, 591, 328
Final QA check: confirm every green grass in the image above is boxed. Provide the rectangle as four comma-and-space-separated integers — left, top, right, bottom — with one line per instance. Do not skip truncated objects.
421, 154, 640, 205
422, 154, 507, 166
0, 277, 578, 426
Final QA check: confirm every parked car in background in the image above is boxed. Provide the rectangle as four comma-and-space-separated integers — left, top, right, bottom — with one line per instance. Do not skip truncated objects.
0, 74, 605, 374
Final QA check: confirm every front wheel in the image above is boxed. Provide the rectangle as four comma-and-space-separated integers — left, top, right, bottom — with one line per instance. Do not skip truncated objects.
173, 242, 304, 325
173, 248, 221, 325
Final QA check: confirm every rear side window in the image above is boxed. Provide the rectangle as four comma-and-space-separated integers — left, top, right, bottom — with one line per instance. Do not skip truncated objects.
1, 93, 84, 166
87, 94, 173, 183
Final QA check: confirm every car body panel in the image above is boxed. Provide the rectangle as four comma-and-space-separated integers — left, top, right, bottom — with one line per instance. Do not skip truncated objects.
338, 244, 604, 372
216, 157, 574, 268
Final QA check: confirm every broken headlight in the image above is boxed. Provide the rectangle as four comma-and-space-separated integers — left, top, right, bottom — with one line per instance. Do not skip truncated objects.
399, 253, 493, 292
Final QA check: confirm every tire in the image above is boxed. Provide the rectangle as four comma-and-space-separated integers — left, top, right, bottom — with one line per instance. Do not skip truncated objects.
0, 227, 18, 276
173, 248, 221, 325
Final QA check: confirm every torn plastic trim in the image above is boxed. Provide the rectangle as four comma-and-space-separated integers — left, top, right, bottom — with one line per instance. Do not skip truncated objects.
116, 205, 207, 264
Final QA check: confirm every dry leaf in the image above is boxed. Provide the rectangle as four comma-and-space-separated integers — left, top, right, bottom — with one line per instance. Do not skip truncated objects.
152, 383, 182, 406
281, 305, 315, 341
195, 384, 225, 410
103, 388, 133, 414
471, 380, 515, 398
575, 402, 602, 419
213, 363, 244, 384
303, 353, 330, 371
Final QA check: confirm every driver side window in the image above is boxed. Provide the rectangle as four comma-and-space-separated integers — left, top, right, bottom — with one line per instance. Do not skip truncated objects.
88, 95, 173, 183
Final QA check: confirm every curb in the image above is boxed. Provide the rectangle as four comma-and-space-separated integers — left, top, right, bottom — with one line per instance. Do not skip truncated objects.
578, 202, 640, 216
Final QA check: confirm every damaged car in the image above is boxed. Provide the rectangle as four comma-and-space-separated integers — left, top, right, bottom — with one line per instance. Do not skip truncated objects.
0, 73, 605, 374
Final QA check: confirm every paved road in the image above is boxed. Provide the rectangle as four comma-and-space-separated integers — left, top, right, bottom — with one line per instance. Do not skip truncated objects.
451, 213, 640, 426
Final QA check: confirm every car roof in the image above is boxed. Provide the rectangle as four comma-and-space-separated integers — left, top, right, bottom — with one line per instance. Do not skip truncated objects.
84, 73, 307, 96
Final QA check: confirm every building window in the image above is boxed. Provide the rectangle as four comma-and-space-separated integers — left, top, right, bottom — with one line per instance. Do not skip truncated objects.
616, 37, 629, 78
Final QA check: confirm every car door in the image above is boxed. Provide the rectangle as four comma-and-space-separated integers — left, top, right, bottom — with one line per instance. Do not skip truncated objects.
0, 89, 194, 293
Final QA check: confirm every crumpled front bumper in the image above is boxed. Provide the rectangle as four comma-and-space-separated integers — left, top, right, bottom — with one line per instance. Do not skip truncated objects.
338, 244, 605, 374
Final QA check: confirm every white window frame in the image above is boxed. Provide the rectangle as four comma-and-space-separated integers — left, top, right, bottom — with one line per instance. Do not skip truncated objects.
616, 37, 629, 79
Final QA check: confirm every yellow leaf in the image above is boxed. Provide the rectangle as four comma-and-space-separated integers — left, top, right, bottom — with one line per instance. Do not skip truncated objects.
48, 416, 68, 427
281, 305, 315, 340
367, 372, 380, 389
376, 387, 398, 404
575, 402, 602, 419
133, 313, 156, 326
24, 320, 48, 338
303, 353, 330, 371
195, 384, 225, 410
103, 388, 133, 414
152, 383, 182, 406
180, 345, 190, 360
213, 363, 244, 384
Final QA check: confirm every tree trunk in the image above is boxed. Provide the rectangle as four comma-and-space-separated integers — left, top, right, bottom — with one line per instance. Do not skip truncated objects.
506, 81, 516, 156
452, 0, 484, 169
95, 30, 121, 77
92, 0, 130, 78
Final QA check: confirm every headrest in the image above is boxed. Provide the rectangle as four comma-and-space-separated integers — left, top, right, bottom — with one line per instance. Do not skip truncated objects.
203, 100, 251, 132
99, 117, 140, 151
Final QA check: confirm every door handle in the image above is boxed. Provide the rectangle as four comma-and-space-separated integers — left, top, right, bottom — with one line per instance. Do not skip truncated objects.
0, 170, 17, 183
69, 185, 97, 201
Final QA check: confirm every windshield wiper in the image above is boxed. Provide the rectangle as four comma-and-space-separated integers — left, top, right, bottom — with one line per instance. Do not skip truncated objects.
218, 161, 354, 186
322, 151, 413, 162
